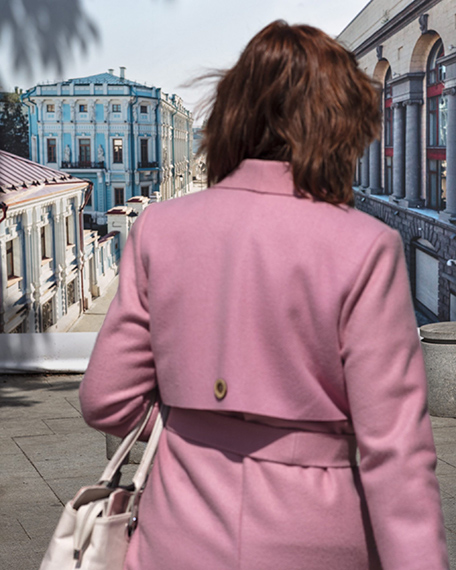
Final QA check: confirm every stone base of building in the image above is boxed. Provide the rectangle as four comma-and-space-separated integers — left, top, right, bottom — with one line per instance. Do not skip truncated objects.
354, 188, 456, 322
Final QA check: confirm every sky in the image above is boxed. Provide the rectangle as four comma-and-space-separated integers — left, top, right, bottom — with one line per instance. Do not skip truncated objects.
0, 0, 369, 124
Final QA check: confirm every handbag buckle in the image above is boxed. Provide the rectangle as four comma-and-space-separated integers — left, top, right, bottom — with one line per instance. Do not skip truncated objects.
127, 504, 139, 538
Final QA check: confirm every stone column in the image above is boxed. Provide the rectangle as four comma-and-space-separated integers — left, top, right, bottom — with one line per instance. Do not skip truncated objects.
403, 99, 423, 207
368, 139, 382, 194
438, 52, 456, 221
392, 102, 405, 200
441, 87, 456, 220
361, 146, 370, 188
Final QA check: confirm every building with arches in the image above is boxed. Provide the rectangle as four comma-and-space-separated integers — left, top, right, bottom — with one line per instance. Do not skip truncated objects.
22, 69, 193, 227
338, 0, 456, 322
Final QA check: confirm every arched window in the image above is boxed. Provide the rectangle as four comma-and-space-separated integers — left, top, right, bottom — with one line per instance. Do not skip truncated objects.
426, 39, 447, 210
384, 67, 393, 194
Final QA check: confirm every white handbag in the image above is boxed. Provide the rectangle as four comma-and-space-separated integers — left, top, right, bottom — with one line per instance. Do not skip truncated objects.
39, 402, 169, 570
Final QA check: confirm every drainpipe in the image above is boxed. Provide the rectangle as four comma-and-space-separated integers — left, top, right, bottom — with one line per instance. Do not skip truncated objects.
155, 91, 162, 194
78, 181, 93, 313
171, 106, 177, 198
129, 86, 138, 198
21, 89, 37, 161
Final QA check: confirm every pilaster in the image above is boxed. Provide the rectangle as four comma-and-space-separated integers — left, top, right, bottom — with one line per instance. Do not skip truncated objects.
439, 51, 456, 222
401, 99, 424, 208
391, 102, 405, 200
368, 139, 382, 194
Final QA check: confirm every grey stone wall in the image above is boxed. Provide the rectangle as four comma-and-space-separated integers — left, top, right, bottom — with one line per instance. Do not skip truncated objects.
354, 189, 456, 322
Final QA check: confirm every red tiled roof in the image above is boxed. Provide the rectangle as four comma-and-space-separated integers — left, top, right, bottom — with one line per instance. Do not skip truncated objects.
0, 150, 78, 193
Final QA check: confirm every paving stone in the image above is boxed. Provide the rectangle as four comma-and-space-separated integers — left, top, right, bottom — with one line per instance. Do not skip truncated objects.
65, 394, 82, 413
0, 418, 53, 438
439, 475, 456, 500
46, 475, 105, 505
436, 444, 456, 468
16, 503, 64, 540
14, 432, 107, 479
433, 427, 456, 445
1, 450, 39, 478
0, 435, 22, 454
437, 459, 456, 476
43, 416, 94, 435
431, 416, 456, 429
0, 476, 60, 509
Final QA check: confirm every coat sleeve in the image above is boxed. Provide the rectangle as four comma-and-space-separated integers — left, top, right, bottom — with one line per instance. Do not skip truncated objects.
340, 229, 448, 570
79, 208, 157, 438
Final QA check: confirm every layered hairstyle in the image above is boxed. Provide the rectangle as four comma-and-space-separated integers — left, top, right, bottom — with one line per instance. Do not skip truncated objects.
199, 21, 381, 205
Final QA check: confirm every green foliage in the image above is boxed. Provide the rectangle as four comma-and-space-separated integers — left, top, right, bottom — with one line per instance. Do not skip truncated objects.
0, 92, 29, 158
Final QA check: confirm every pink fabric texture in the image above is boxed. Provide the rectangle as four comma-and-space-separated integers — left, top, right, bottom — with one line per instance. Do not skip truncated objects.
80, 159, 448, 569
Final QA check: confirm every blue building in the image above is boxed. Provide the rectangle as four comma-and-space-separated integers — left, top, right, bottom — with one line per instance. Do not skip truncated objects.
22, 68, 193, 225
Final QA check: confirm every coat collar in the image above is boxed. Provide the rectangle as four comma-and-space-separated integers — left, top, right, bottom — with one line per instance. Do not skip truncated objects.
215, 159, 297, 197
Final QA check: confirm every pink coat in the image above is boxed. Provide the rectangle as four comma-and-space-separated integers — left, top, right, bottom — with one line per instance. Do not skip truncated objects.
80, 159, 448, 569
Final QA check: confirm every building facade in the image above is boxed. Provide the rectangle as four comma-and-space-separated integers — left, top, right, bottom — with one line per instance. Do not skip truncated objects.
338, 0, 456, 322
0, 151, 128, 333
22, 68, 193, 226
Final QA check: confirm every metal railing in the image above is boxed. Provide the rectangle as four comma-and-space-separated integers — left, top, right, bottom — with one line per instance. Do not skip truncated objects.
61, 161, 105, 169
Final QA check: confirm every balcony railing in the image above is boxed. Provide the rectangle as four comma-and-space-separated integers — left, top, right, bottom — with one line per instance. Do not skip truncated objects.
61, 161, 105, 169
137, 161, 159, 169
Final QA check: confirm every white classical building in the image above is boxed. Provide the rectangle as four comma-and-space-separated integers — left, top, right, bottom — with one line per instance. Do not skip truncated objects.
0, 151, 130, 333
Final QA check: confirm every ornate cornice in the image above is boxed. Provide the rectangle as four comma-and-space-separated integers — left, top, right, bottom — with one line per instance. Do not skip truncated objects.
351, 0, 443, 59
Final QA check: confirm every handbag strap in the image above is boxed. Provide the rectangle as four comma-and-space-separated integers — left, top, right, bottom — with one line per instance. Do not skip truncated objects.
98, 398, 161, 486
132, 404, 169, 491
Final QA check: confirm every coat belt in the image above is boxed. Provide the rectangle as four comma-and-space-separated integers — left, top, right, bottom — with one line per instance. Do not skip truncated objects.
166, 408, 357, 468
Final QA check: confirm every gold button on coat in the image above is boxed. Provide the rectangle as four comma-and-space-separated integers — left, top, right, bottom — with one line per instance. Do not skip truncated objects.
214, 378, 227, 400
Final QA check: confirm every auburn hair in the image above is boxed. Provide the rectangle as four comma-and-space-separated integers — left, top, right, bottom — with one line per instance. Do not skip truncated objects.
199, 21, 381, 204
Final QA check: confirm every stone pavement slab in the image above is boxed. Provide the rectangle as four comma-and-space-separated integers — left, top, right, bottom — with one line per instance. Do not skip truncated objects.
1, 374, 456, 569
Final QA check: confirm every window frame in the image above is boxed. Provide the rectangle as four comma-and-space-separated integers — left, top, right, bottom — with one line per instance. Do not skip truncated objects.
6, 240, 14, 279
47, 138, 57, 163
112, 138, 123, 163
78, 138, 91, 167
112, 103, 121, 113
114, 187, 124, 206
426, 39, 447, 211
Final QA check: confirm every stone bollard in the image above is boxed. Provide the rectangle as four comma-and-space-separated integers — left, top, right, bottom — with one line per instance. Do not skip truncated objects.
420, 322, 456, 417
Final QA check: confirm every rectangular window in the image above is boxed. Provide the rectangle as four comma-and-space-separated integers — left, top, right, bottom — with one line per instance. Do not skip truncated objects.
113, 139, 123, 163
42, 299, 54, 330
79, 104, 88, 113
6, 240, 14, 279
385, 156, 393, 195
114, 187, 124, 206
428, 159, 447, 211
112, 104, 121, 113
79, 139, 91, 167
384, 107, 393, 147
140, 139, 148, 164
47, 138, 57, 163
65, 215, 74, 245
140, 105, 148, 114
438, 96, 448, 146
141, 185, 149, 197
46, 104, 55, 113
67, 280, 76, 306
41, 226, 48, 260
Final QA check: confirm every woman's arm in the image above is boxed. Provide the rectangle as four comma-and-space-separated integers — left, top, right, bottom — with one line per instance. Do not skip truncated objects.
340, 229, 449, 570
79, 208, 156, 438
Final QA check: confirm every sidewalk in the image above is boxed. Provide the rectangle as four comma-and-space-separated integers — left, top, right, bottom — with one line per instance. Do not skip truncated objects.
68, 276, 118, 332
1, 273, 456, 568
